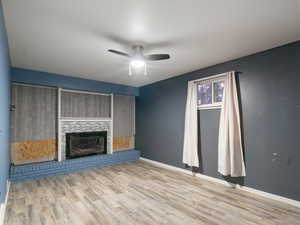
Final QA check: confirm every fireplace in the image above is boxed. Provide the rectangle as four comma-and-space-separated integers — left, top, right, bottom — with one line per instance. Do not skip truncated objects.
66, 131, 107, 159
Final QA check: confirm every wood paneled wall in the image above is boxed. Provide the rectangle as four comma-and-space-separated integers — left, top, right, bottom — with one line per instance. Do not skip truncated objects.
113, 95, 135, 151
61, 91, 111, 118
11, 84, 57, 165
11, 85, 135, 164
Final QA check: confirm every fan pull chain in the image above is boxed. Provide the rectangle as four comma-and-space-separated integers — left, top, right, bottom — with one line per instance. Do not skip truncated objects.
129, 63, 132, 76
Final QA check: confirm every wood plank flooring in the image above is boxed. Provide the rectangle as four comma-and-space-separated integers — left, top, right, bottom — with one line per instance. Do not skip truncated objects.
4, 160, 300, 225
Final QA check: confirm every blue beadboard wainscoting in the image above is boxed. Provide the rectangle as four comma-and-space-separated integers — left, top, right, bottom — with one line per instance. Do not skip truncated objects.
10, 150, 140, 183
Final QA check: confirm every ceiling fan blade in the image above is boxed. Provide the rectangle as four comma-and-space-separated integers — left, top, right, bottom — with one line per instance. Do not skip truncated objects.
145, 54, 170, 61
108, 49, 130, 58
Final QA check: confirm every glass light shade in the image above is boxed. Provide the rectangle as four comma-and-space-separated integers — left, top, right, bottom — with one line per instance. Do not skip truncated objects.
130, 60, 145, 68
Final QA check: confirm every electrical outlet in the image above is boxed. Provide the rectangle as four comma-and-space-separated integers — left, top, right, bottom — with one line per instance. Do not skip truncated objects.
272, 152, 278, 162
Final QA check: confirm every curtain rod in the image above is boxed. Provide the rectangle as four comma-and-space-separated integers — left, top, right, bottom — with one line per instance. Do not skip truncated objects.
193, 71, 235, 83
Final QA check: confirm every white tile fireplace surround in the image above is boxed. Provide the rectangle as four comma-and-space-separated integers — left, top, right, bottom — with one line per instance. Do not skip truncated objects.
59, 119, 112, 161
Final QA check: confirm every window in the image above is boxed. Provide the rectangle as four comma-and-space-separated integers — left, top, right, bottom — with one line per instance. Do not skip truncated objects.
197, 78, 225, 109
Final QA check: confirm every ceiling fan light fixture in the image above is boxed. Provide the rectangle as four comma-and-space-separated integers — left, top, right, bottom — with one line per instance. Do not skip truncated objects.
129, 59, 147, 76
130, 59, 145, 68
108, 45, 170, 76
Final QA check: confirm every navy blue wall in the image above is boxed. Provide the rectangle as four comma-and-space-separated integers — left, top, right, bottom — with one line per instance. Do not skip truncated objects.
11, 67, 139, 96
0, 3, 11, 203
136, 41, 300, 201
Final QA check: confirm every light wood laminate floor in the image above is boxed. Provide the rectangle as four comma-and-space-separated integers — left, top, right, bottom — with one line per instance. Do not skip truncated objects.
4, 160, 300, 225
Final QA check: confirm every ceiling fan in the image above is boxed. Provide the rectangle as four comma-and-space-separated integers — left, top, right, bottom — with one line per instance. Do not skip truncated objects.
108, 45, 170, 75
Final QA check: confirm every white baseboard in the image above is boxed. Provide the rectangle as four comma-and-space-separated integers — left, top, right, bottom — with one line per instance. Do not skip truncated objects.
0, 181, 10, 225
140, 157, 300, 208
235, 185, 300, 208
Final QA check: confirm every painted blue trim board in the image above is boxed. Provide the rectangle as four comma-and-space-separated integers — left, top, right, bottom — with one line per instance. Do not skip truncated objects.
10, 150, 140, 183
11, 67, 139, 96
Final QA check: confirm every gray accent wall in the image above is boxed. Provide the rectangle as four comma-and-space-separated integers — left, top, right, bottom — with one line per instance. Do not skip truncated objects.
136, 41, 300, 201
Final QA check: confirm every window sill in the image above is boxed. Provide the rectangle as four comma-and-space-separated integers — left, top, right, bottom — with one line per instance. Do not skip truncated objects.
197, 105, 222, 110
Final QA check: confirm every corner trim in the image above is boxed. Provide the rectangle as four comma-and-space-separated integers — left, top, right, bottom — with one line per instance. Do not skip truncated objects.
140, 157, 300, 208
0, 181, 11, 225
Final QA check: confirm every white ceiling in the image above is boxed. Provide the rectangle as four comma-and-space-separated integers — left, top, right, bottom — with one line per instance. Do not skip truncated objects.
2, 0, 300, 87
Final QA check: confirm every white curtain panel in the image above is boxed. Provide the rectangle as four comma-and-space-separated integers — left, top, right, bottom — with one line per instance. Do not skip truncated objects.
218, 72, 246, 177
183, 81, 199, 167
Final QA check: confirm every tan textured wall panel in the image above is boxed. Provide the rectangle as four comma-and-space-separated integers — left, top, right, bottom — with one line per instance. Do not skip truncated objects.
11, 139, 57, 165
113, 136, 134, 152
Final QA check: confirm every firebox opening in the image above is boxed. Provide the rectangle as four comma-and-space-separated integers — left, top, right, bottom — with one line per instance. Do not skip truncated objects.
66, 131, 107, 159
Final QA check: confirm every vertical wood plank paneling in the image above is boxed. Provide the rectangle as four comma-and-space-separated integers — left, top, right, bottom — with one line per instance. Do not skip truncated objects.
118, 95, 126, 136
11, 84, 57, 164
113, 94, 119, 137
121, 95, 131, 136
11, 85, 135, 162
119, 95, 126, 136
113, 94, 135, 150
11, 84, 57, 142
61, 91, 111, 118
130, 95, 135, 135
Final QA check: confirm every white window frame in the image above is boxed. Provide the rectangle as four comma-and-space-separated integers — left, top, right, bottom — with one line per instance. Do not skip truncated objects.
195, 73, 226, 110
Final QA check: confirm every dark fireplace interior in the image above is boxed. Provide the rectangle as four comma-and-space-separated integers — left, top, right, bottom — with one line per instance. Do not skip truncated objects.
66, 131, 107, 159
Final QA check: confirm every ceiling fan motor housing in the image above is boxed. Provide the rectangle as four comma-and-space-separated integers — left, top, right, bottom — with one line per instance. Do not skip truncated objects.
132, 45, 144, 59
